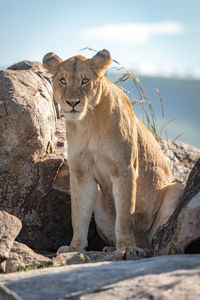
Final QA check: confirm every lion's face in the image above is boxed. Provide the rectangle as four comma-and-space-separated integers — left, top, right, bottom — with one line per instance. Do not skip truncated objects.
52, 57, 100, 121
43, 50, 111, 121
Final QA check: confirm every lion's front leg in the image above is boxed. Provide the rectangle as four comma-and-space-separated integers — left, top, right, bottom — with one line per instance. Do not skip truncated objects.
68, 166, 98, 252
112, 167, 136, 249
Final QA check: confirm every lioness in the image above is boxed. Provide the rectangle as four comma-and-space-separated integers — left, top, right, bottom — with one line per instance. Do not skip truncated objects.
43, 49, 184, 252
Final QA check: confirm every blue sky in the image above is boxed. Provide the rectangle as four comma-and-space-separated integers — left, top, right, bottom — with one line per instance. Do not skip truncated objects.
0, 0, 200, 77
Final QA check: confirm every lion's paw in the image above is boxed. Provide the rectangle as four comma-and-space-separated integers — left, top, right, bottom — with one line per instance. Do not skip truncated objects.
56, 245, 70, 256
125, 246, 152, 258
102, 246, 116, 253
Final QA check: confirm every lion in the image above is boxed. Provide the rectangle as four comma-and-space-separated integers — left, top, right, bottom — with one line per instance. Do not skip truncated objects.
43, 49, 184, 253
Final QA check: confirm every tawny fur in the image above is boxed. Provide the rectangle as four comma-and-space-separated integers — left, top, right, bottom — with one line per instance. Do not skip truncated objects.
43, 50, 184, 251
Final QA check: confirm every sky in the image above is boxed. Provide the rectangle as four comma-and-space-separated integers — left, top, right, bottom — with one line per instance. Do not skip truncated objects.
0, 0, 200, 78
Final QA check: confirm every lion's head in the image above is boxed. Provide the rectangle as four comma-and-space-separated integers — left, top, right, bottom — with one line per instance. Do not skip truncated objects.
43, 49, 111, 121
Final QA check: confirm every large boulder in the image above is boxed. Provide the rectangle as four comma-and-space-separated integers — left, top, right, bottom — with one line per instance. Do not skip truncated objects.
0, 255, 199, 299
0, 62, 72, 251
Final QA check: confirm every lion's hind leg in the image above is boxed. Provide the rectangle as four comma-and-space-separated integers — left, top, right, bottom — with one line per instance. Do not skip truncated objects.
149, 182, 184, 243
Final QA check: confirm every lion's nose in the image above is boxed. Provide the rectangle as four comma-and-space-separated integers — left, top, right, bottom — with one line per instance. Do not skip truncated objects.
66, 99, 81, 108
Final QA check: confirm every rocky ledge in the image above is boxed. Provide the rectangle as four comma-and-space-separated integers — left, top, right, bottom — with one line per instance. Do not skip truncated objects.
0, 255, 200, 300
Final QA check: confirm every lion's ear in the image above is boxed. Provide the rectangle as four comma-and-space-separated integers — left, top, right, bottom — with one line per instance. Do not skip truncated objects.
89, 49, 111, 75
43, 52, 63, 72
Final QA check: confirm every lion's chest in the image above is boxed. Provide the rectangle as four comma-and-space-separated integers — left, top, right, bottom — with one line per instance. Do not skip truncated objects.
68, 133, 118, 181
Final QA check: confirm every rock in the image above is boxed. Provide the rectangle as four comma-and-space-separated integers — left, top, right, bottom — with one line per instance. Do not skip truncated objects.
52, 160, 70, 193
0, 68, 55, 159
8, 60, 49, 74
54, 117, 68, 160
173, 192, 200, 253
160, 139, 200, 182
0, 255, 199, 299
5, 242, 52, 273
0, 284, 22, 300
8, 60, 60, 119
152, 157, 200, 255
0, 262, 6, 274
0, 211, 22, 272
0, 63, 72, 251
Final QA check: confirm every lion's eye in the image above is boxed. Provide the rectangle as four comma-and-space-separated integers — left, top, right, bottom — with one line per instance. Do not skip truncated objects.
81, 78, 89, 85
59, 78, 66, 85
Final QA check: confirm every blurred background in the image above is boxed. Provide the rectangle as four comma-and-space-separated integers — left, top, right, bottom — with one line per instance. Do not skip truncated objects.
0, 0, 199, 148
